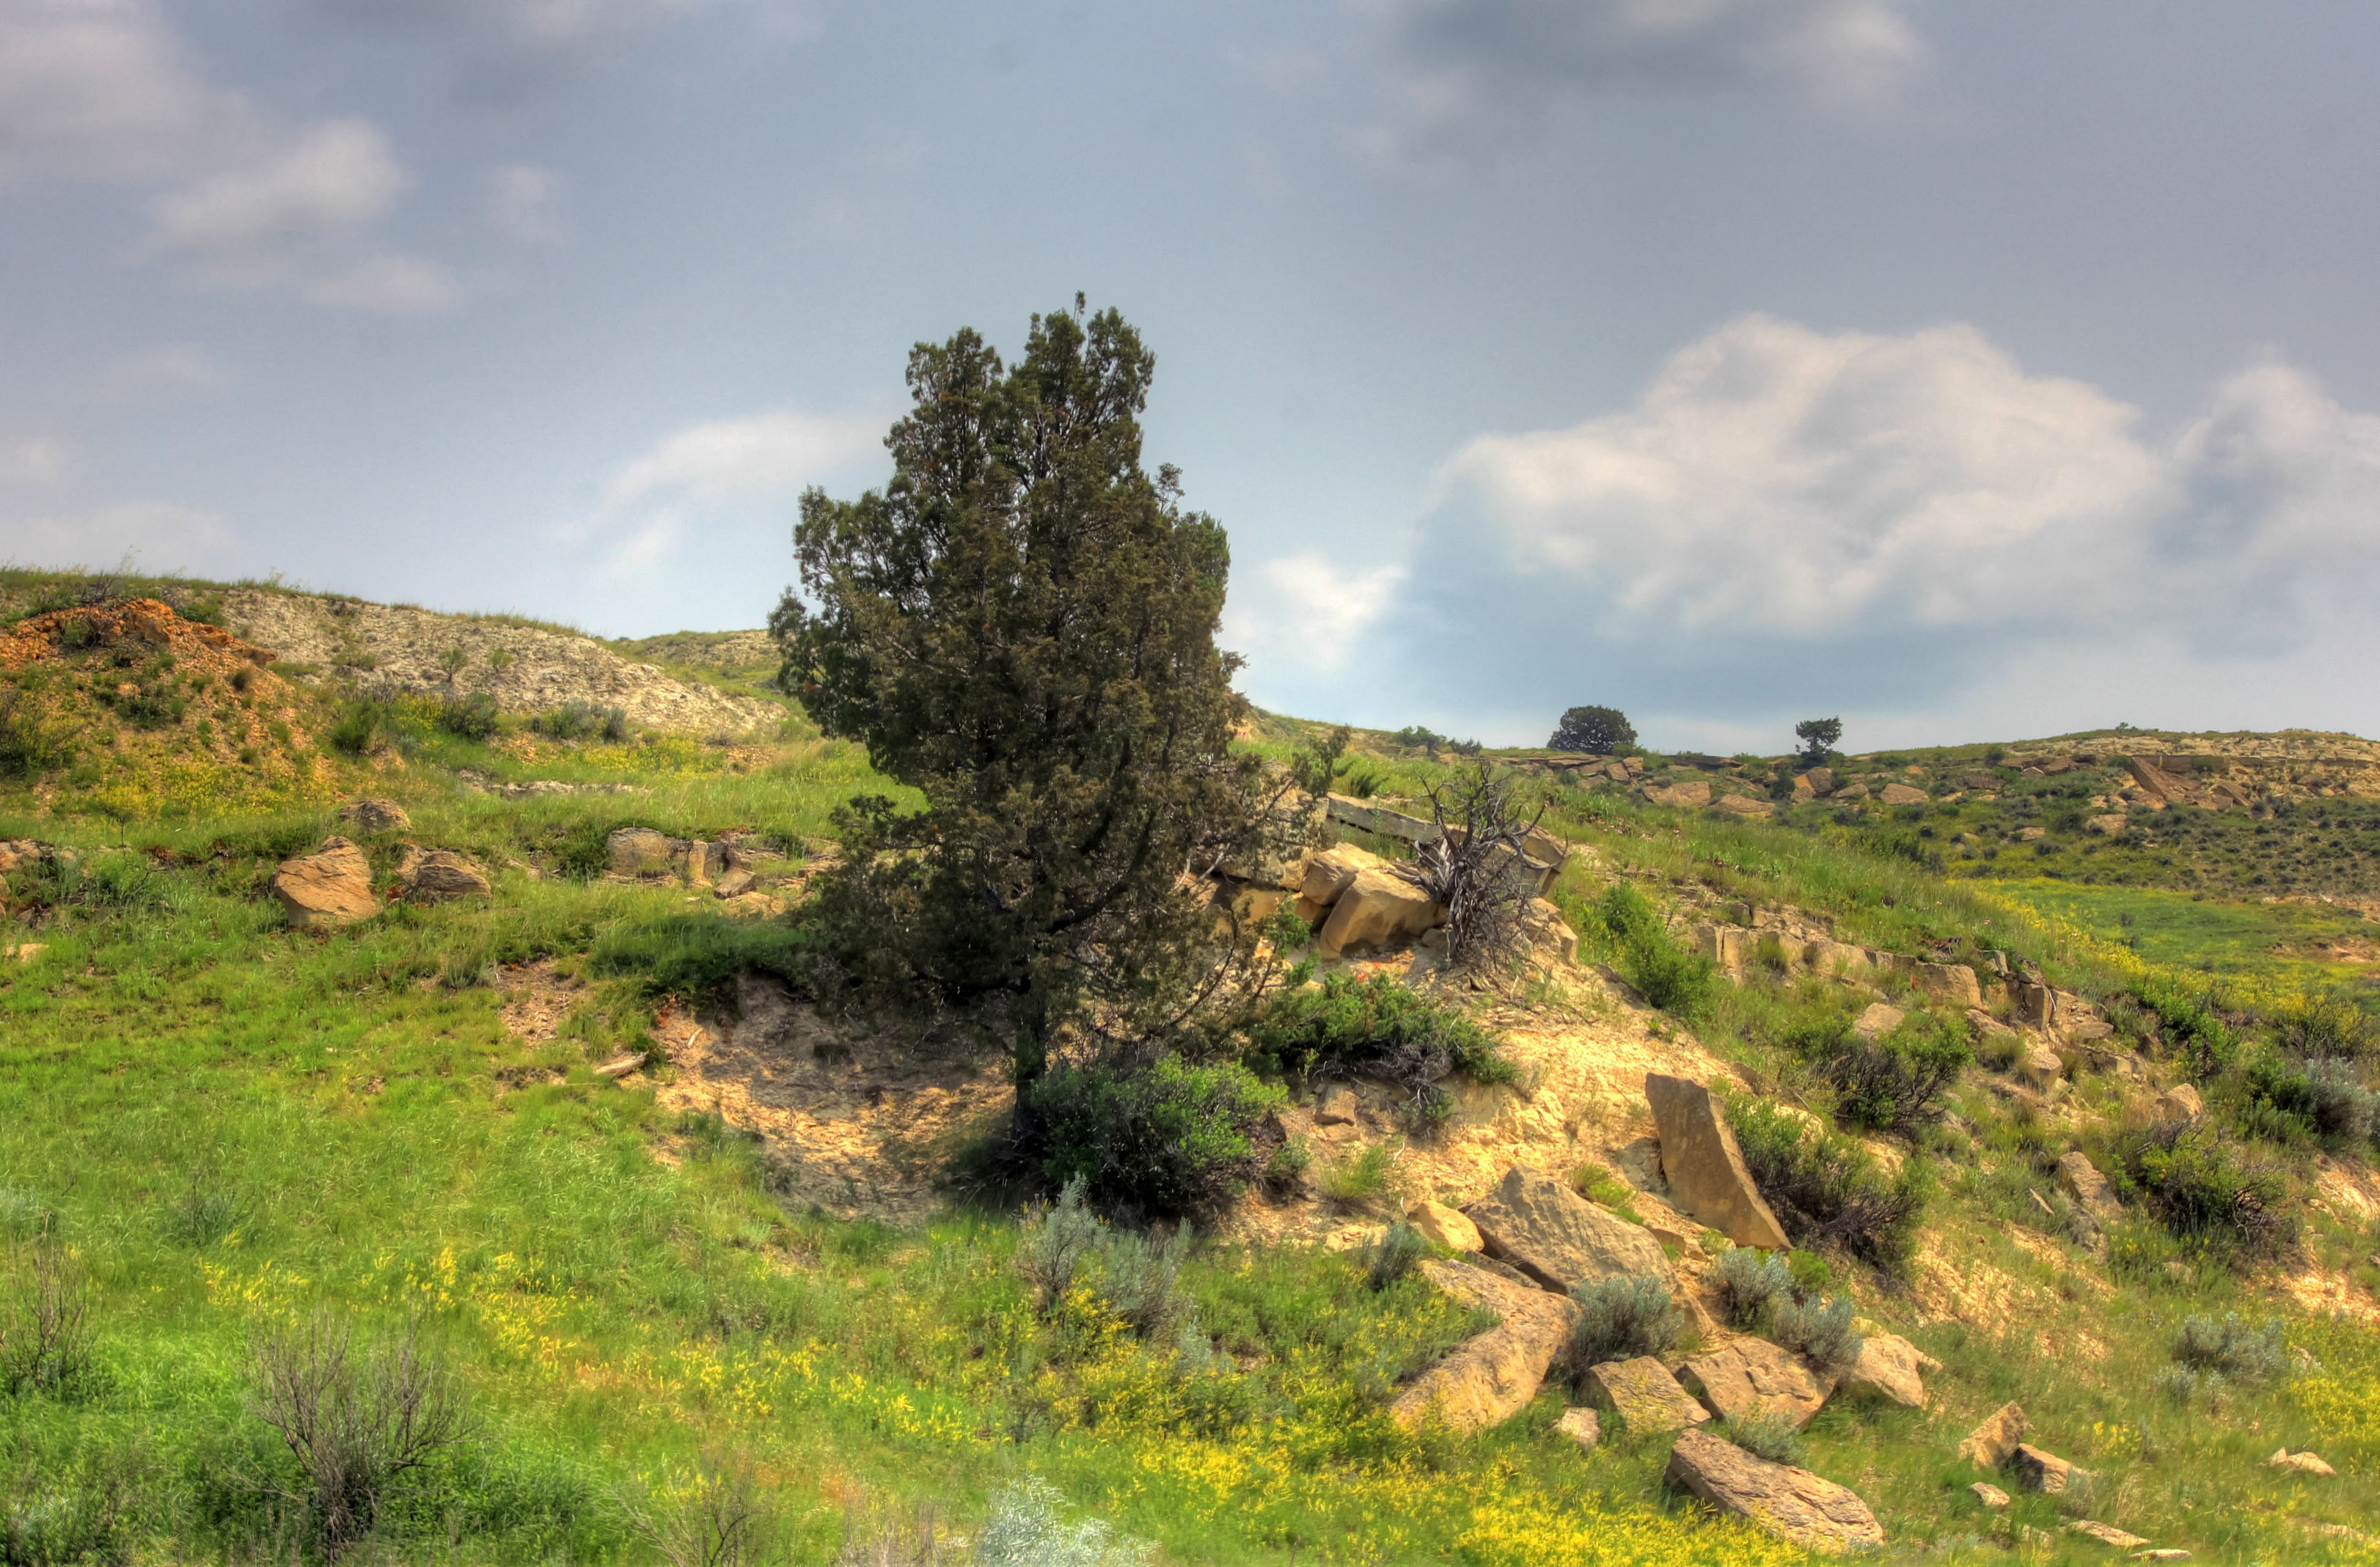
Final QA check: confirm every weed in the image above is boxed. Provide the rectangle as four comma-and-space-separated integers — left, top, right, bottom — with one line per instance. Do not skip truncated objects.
1729, 1099, 1930, 1271
976, 1479, 1149, 1567
161, 1173, 244, 1248
0, 1238, 95, 1398
1314, 1142, 1398, 1211
1361, 1222, 1430, 1292
2116, 1124, 2296, 1263
621, 1459, 780, 1567
589, 913, 810, 1004
1713, 1247, 1791, 1330
1023, 1055, 1285, 1220
0, 1189, 49, 1243
1245, 972, 1512, 1129
1095, 1224, 1196, 1343
1017, 1178, 1104, 1313
1817, 1012, 1971, 1136
1770, 1294, 1862, 1374
2172, 1313, 2287, 1383
436, 691, 501, 741
1562, 1276, 1682, 1378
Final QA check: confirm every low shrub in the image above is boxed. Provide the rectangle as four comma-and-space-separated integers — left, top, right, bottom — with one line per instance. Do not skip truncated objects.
1719, 1412, 1806, 1467
1561, 1275, 1681, 1379
2241, 1052, 2376, 1147
537, 702, 629, 743
0, 1442, 144, 1566
976, 1479, 1150, 1567
1770, 1294, 1862, 1374
436, 691, 501, 741
1817, 1011, 1971, 1136
1017, 1178, 1104, 1312
1712, 1247, 1791, 1330
329, 699, 391, 757
1361, 1222, 1429, 1292
0, 1237, 96, 1397
1314, 1142, 1397, 1211
1245, 973, 1512, 1131
2273, 996, 2369, 1061
2136, 977, 2238, 1082
1023, 1055, 1285, 1220
2116, 1123, 2296, 1263
1597, 883, 1715, 1017
2172, 1312, 2287, 1383
161, 1173, 245, 1248
0, 1188, 51, 1242
1729, 1099, 1930, 1271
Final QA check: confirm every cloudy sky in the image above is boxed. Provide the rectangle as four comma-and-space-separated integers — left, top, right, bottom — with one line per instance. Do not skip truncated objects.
4, 1, 2380, 752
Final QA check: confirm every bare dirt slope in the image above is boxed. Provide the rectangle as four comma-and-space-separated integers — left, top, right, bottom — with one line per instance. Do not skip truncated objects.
225, 590, 777, 734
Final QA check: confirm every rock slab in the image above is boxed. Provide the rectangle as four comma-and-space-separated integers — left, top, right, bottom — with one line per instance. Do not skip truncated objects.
1589, 1357, 1711, 1434
2013, 1443, 2089, 1495
2065, 1522, 2148, 1549
1665, 1428, 1885, 1554
1317, 866, 1442, 955
1391, 1260, 1577, 1433
396, 846, 491, 903
1677, 1337, 1833, 1429
339, 798, 410, 834
2269, 1448, 2336, 1477
1554, 1406, 1601, 1450
1643, 1074, 1791, 1250
1958, 1403, 2028, 1469
1467, 1165, 1674, 1293
2056, 1152, 2124, 1226
1842, 1332, 1939, 1409
271, 837, 379, 928
1407, 1199, 1482, 1253
1969, 1483, 2010, 1511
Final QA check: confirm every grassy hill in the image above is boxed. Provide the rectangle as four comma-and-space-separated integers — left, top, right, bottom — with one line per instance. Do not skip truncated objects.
1, 582, 2376, 1565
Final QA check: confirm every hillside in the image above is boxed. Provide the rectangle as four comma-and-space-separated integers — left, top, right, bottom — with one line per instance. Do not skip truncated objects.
1, 581, 2376, 1566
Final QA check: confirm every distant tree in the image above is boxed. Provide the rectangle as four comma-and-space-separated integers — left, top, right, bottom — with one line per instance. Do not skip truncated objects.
1550, 705, 1636, 754
774, 299, 1279, 1089
1795, 717, 1843, 766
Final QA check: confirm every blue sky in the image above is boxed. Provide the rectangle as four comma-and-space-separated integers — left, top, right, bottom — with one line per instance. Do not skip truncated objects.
5, 1, 2380, 752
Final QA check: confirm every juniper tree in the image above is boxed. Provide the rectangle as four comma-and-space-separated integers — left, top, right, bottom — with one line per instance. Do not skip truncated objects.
773, 299, 1273, 1087
1550, 705, 1634, 753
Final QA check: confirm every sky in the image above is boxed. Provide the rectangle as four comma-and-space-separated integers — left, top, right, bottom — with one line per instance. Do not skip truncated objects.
4, 0, 2380, 754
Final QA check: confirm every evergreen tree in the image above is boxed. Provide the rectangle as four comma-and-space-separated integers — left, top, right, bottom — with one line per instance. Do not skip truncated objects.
1550, 704, 1636, 753
1795, 716, 1843, 766
773, 299, 1268, 1086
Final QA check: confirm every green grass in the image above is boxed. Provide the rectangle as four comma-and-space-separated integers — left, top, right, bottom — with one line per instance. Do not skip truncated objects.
1991, 879, 2379, 991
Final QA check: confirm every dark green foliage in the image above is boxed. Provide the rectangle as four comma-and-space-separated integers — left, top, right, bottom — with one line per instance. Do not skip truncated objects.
1022, 1055, 1286, 1219
2172, 1313, 2287, 1383
1794, 717, 1842, 765
1361, 1222, 1429, 1292
775, 301, 1273, 1085
1549, 705, 1635, 754
2241, 1051, 2377, 1145
2116, 1123, 2296, 1262
161, 1173, 246, 1248
1713, 1247, 1791, 1329
536, 702, 626, 743
2136, 978, 2238, 1082
1817, 1011, 1971, 1135
0, 680, 70, 780
435, 691, 501, 741
328, 699, 389, 757
1729, 1099, 1929, 1271
1288, 725, 1350, 799
589, 914, 811, 1004
1561, 1276, 1681, 1379
1771, 1293, 1862, 1373
1245, 973, 1512, 1129
1597, 882, 1715, 1018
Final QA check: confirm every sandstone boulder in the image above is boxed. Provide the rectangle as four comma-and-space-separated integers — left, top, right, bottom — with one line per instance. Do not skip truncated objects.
0, 840, 43, 876
1969, 1483, 2010, 1511
1917, 962, 1983, 1008
1801, 767, 1836, 796
2152, 1083, 2204, 1126
1853, 1002, 1905, 1041
1466, 1165, 1674, 1293
2017, 1039, 2065, 1091
1588, 1357, 1710, 1434
1806, 938, 1870, 973
2065, 1522, 2148, 1549
1677, 1337, 1832, 1428
1314, 1085, 1358, 1126
1644, 779, 1713, 808
1958, 1403, 2027, 1468
2055, 1152, 2123, 1227
1299, 844, 1381, 906
607, 827, 683, 877
2087, 813, 2130, 836
1523, 897, 1578, 963
2012, 1442, 2089, 1494
1879, 782, 1929, 806
1407, 1199, 1482, 1253
1554, 1406, 1601, 1450
2269, 1448, 2336, 1477
713, 868, 756, 899
1716, 794, 1776, 818
1643, 1073, 1790, 1249
1664, 1428, 1885, 1554
1841, 1332, 1939, 1409
271, 837, 379, 929
1391, 1260, 1578, 1431
1317, 867, 1442, 955
395, 847, 491, 903
339, 798, 410, 834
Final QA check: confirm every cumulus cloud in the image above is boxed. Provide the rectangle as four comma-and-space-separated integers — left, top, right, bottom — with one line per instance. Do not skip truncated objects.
1367, 0, 1926, 158
1286, 314, 2380, 744
484, 164, 565, 243
0, 437, 70, 485
1223, 552, 1408, 679
587, 407, 885, 582
0, 0, 452, 309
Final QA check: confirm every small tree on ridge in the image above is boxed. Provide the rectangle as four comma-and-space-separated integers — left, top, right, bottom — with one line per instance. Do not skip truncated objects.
1795, 716, 1843, 766
1550, 705, 1635, 753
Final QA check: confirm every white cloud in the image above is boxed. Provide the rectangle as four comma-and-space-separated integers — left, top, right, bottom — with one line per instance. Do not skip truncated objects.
0, 498, 238, 570
484, 163, 565, 243
0, 437, 70, 485
1223, 552, 1408, 680
599, 409, 884, 512
1367, 0, 1927, 158
90, 343, 227, 402
0, 0, 451, 310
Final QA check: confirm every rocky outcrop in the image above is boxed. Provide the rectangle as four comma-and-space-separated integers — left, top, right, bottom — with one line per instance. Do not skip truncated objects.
1407, 1200, 1482, 1252
2055, 1152, 2123, 1227
1958, 1403, 2028, 1468
395, 847, 492, 903
1465, 1166, 1674, 1293
1665, 1428, 1885, 1554
1300, 844, 1380, 906
1391, 1260, 1577, 1432
1969, 1483, 2010, 1511
2065, 1522, 2148, 1549
607, 827, 729, 882
2152, 1083, 2205, 1126
1853, 1002, 1905, 1041
339, 799, 410, 834
1643, 1074, 1790, 1249
1318, 867, 1443, 955
271, 837, 379, 928
1644, 779, 1713, 809
2012, 1442, 2089, 1494
1878, 782, 1929, 805
1588, 1357, 1710, 1434
1676, 1337, 1832, 1428
1840, 1333, 1939, 1409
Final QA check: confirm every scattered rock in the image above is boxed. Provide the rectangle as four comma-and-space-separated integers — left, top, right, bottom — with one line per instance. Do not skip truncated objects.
2012, 1442, 2090, 1495
1802, 767, 1836, 796
1523, 897, 1579, 963
0, 840, 43, 876
2087, 814, 2131, 836
1642, 1073, 1791, 1249
1841, 1333, 1939, 1409
2056, 1152, 2124, 1227
1676, 1337, 1833, 1428
713, 868, 756, 899
1466, 1165, 1675, 1293
2268, 1447, 2337, 1477
1916, 962, 1983, 1008
2151, 1083, 2205, 1126
608, 827, 681, 877
2017, 1039, 2065, 1091
1314, 1085, 1359, 1126
1392, 1260, 1578, 1431
593, 1052, 645, 1080
271, 837, 380, 929
1969, 1483, 2010, 1511
1644, 779, 1714, 809
1299, 844, 1380, 906
1554, 1406, 1601, 1450
1958, 1402, 2028, 1469
2065, 1522, 2149, 1550
1588, 1357, 1711, 1435
2134, 1551, 2192, 1562
1664, 1428, 1884, 1554
1853, 1002, 1905, 1041
1715, 794, 1776, 818
338, 798, 411, 834
4, 943, 45, 965
2016, 825, 2048, 841
1407, 1199, 1482, 1253
1879, 782, 1930, 806
1317, 866, 1443, 955
395, 847, 492, 903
